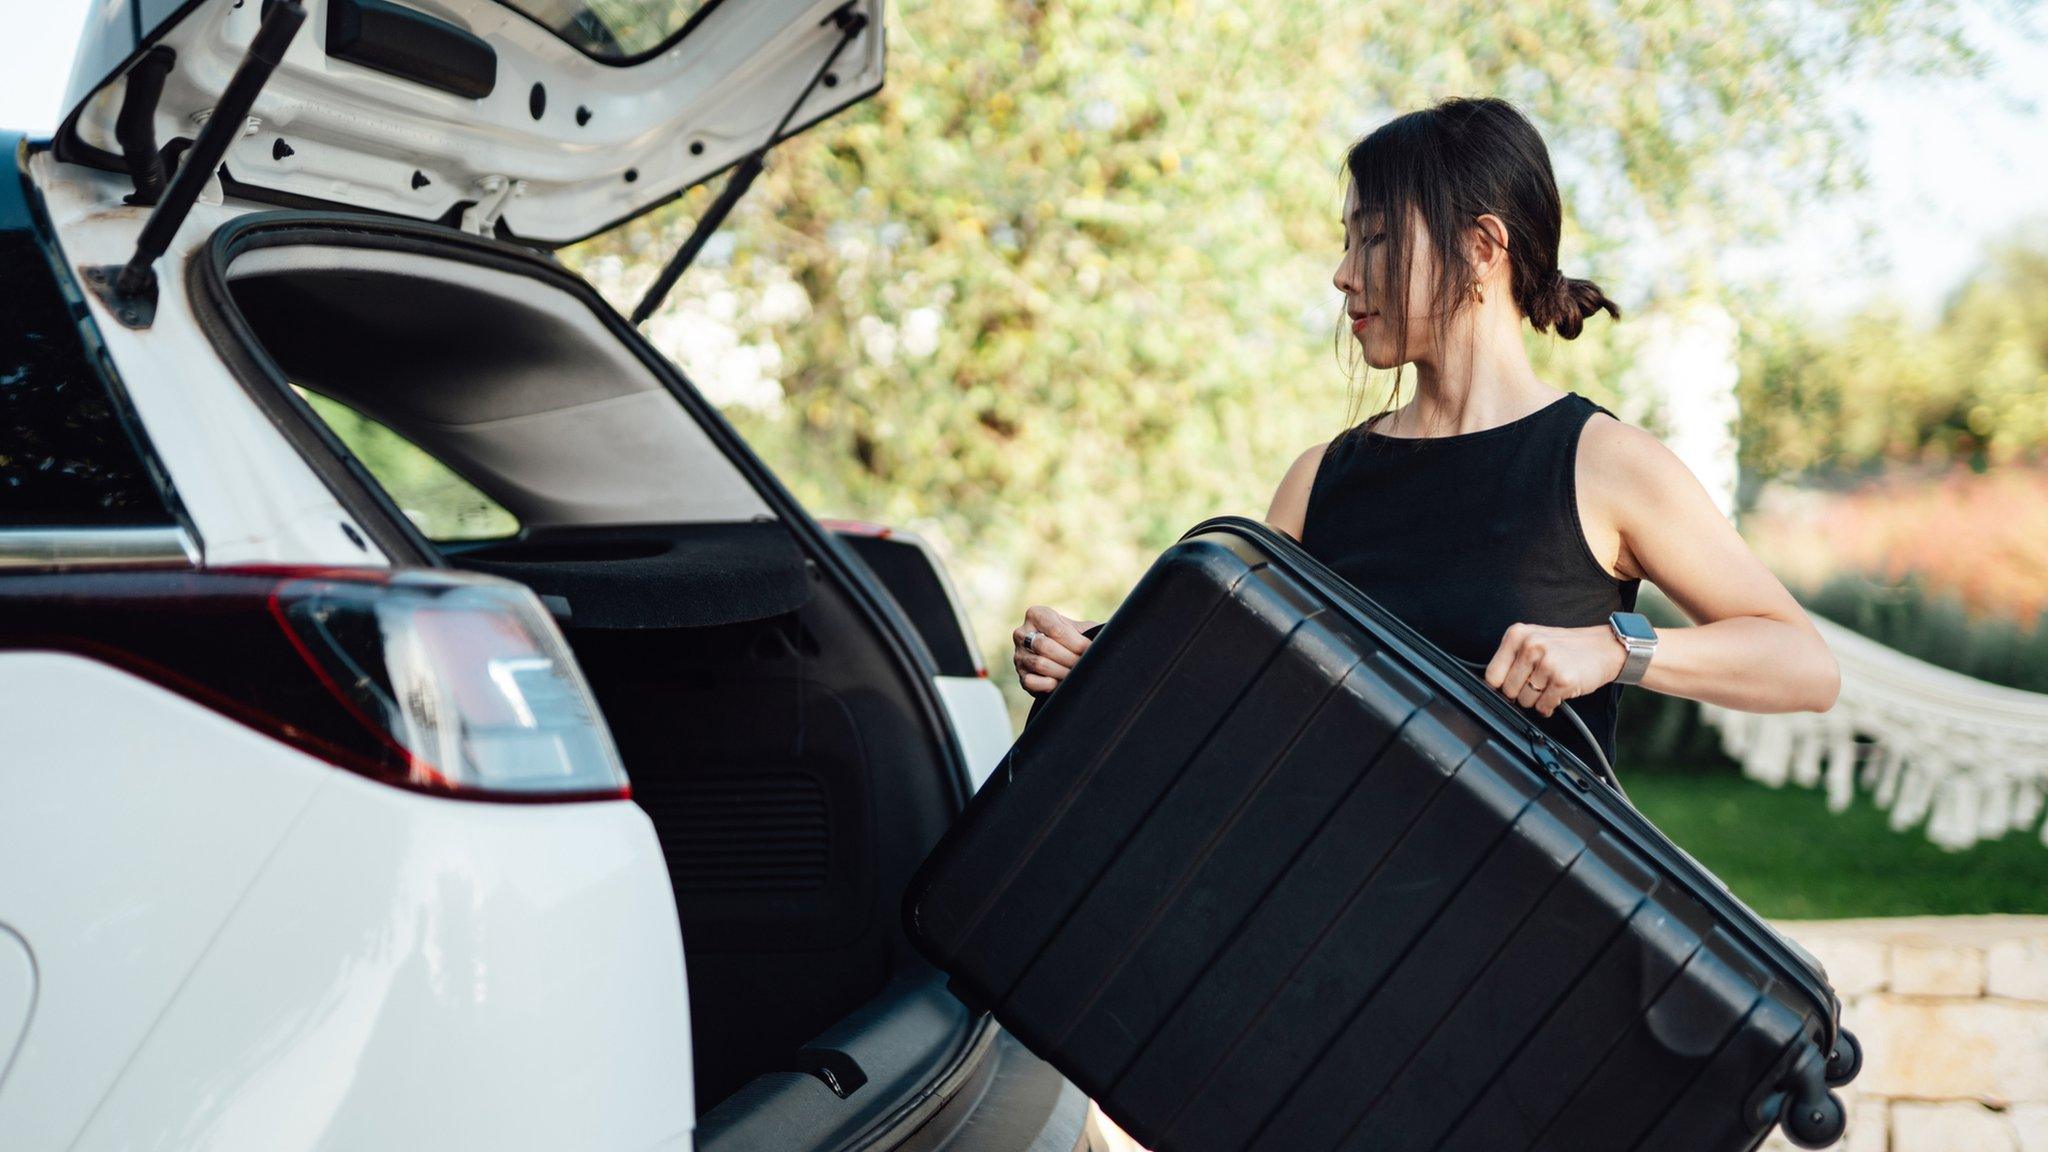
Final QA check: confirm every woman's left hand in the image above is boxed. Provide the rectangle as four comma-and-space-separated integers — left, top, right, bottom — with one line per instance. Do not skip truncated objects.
1482, 623, 1626, 717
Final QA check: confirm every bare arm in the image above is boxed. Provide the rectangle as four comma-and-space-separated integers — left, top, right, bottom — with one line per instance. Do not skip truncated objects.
1591, 417, 1839, 713
1264, 441, 1329, 543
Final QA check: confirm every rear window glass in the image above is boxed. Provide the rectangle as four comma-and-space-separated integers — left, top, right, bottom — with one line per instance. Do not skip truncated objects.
496, 0, 717, 62
0, 232, 175, 527
294, 387, 519, 542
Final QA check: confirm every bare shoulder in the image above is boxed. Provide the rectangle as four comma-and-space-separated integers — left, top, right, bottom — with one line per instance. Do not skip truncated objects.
1574, 409, 1726, 580
1283, 440, 1333, 484
1264, 440, 1332, 543
1576, 411, 1702, 497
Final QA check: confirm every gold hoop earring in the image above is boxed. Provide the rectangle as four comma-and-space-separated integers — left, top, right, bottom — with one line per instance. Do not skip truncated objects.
1468, 280, 1484, 304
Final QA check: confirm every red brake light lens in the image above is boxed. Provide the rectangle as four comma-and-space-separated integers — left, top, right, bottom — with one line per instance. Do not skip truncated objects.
0, 566, 629, 802
817, 517, 894, 538
273, 571, 628, 798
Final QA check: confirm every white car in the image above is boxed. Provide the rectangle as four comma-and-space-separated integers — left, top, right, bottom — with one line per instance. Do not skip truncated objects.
0, 0, 1094, 1148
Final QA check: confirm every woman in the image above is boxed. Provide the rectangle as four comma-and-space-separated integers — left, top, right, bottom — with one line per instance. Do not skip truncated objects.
1013, 96, 1839, 768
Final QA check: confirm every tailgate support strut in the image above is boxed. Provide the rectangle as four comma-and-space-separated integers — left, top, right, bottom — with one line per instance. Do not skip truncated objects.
85, 0, 307, 330
630, 3, 869, 327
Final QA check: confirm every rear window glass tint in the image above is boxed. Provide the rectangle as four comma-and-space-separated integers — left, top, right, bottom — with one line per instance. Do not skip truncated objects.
295, 387, 520, 542
0, 232, 175, 527
496, 0, 715, 62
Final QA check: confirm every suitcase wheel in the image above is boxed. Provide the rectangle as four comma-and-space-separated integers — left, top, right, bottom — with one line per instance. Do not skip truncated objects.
1760, 1042, 1850, 1149
1823, 1027, 1862, 1087
1778, 1088, 1847, 1149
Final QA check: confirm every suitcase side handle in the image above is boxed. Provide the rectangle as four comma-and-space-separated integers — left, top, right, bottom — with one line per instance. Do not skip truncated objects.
1444, 653, 1628, 801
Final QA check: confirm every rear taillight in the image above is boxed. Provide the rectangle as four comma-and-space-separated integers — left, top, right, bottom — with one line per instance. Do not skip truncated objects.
816, 517, 894, 538
0, 566, 629, 802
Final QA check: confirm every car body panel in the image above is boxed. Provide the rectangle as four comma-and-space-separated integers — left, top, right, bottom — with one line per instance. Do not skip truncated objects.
820, 520, 1015, 791
25, 148, 392, 567
0, 652, 331, 1148
933, 674, 1013, 793
74, 726, 695, 1151
0, 928, 29, 1097
0, 651, 695, 1151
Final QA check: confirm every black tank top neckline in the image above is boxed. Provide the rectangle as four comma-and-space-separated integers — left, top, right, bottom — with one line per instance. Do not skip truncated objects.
1355, 390, 1577, 444
1301, 389, 1641, 769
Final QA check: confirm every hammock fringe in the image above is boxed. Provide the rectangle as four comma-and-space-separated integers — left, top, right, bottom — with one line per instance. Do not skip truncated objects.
1689, 611, 2048, 852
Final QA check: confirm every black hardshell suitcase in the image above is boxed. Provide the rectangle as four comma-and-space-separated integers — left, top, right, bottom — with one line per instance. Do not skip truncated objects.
903, 514, 1863, 1152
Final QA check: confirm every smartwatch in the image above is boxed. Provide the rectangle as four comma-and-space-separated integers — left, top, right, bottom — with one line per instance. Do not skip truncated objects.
1608, 610, 1657, 686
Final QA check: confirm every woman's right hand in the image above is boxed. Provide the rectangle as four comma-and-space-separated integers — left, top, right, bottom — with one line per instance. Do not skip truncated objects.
1014, 606, 1101, 697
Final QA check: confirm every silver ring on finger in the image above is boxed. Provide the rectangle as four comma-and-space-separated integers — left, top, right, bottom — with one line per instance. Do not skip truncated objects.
1022, 628, 1041, 649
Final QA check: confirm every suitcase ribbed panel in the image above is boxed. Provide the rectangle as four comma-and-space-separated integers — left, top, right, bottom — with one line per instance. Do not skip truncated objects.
1234, 789, 1606, 1152
1528, 932, 1769, 1152
1003, 646, 1434, 1057
1432, 894, 1721, 1152
1327, 829, 1662, 1152
1145, 744, 1550, 1152
903, 518, 1852, 1152
1636, 988, 1808, 1151
950, 590, 1319, 1004
908, 548, 1251, 963
996, 615, 1376, 1032
1062, 686, 1475, 1096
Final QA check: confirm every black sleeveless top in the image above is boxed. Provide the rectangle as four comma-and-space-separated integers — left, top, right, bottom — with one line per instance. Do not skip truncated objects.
1300, 391, 1641, 768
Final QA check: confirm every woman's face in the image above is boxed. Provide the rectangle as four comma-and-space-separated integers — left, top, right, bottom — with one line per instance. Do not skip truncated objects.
1332, 183, 1436, 370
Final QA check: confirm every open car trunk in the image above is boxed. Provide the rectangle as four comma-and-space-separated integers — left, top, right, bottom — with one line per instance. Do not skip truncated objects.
196, 213, 997, 1149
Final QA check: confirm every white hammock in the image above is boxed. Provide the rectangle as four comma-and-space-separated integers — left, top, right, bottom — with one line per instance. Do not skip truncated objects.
1691, 607, 2048, 851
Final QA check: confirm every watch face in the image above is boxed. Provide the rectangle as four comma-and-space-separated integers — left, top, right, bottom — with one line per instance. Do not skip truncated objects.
1612, 611, 1657, 641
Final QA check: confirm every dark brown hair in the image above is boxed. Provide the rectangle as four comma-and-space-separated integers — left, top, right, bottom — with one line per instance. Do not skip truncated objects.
1332, 96, 1620, 443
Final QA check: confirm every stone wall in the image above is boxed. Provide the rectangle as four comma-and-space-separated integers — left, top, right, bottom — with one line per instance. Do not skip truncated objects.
1760, 915, 2048, 1152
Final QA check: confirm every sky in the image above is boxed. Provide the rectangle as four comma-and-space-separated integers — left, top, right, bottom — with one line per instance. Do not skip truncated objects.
1724, 0, 2048, 325
5, 0, 2044, 328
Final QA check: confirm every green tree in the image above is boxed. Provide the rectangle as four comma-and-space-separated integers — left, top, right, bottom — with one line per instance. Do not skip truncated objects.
1935, 219, 2048, 465
567, 0, 2008, 726
1736, 217, 2048, 478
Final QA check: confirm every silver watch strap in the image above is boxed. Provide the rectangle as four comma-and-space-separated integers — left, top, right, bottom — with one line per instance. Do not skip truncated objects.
1616, 639, 1653, 685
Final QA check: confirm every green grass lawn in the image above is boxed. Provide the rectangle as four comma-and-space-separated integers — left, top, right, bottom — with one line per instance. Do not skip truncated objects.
1621, 767, 2048, 919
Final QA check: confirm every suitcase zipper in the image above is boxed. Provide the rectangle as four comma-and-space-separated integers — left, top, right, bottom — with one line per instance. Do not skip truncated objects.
1177, 514, 1841, 1048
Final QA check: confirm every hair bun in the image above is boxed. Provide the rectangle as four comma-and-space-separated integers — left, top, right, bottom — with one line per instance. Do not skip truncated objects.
1539, 269, 1621, 340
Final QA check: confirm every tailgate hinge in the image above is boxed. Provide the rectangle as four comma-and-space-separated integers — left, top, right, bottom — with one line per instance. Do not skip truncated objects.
461, 175, 525, 236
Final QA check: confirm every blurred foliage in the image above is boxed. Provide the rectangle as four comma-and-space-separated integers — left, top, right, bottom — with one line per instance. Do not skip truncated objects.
1800, 570, 2048, 693
1736, 219, 2048, 478
565, 0, 1997, 728
295, 388, 520, 542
